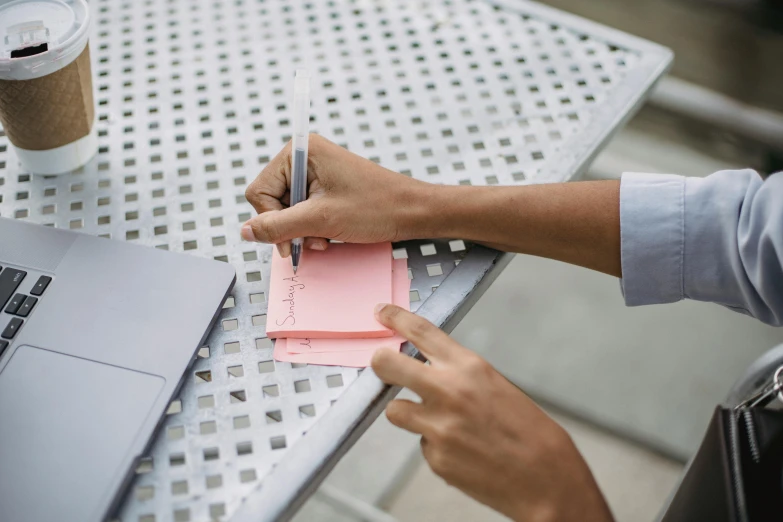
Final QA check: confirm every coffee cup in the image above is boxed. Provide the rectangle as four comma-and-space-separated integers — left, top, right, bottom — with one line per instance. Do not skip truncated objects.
0, 0, 95, 175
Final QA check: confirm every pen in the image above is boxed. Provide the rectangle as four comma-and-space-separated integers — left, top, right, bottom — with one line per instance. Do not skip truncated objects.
290, 69, 310, 274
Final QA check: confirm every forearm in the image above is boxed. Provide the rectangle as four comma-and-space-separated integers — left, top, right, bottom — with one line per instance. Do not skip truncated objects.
412, 181, 622, 277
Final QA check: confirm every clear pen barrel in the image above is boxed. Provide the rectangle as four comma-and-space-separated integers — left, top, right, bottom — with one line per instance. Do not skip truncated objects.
291, 70, 310, 259
291, 147, 307, 209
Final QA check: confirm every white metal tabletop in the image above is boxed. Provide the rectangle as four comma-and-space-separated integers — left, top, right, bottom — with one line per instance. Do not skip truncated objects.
0, 0, 671, 520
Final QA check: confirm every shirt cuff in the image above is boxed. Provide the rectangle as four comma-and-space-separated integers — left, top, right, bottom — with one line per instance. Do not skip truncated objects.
619, 172, 686, 306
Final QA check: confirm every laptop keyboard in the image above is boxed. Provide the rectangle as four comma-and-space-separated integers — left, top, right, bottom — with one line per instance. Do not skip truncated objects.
0, 266, 51, 357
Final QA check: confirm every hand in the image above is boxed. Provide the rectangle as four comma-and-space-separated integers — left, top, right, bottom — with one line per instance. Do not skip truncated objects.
243, 134, 622, 276
242, 134, 435, 257
371, 304, 614, 522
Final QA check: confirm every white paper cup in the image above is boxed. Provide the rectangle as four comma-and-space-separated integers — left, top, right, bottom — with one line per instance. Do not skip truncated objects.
0, 0, 95, 174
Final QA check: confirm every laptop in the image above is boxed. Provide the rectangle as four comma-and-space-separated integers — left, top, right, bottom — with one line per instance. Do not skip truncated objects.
0, 217, 236, 522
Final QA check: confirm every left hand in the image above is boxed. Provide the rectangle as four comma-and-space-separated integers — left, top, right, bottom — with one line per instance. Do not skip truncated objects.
371, 304, 614, 522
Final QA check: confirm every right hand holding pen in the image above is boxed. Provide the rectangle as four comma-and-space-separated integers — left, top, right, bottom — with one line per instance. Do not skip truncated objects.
243, 134, 433, 257
244, 134, 623, 276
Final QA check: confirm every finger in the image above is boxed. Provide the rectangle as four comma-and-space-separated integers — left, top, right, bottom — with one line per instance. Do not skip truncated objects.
420, 435, 434, 461
374, 304, 462, 363
419, 435, 450, 480
242, 200, 326, 244
371, 347, 442, 399
246, 135, 326, 214
277, 241, 291, 258
305, 237, 329, 251
245, 142, 293, 214
385, 399, 429, 435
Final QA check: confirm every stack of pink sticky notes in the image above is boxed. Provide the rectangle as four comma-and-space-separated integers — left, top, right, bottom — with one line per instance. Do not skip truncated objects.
268, 242, 409, 367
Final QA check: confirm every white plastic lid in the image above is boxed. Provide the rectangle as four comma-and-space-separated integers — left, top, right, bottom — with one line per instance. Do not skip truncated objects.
0, 0, 90, 81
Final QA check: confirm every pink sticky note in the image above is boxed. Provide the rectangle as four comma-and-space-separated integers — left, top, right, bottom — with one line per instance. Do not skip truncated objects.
273, 340, 399, 368
286, 258, 410, 354
266, 242, 394, 339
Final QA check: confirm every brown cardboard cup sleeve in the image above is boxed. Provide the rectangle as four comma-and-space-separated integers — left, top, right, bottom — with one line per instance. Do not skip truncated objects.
0, 44, 94, 152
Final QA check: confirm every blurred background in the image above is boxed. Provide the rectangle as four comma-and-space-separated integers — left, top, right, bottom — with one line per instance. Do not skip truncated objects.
296, 0, 783, 520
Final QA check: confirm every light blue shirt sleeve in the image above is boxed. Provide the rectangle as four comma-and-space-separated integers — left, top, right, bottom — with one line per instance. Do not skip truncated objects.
620, 169, 783, 326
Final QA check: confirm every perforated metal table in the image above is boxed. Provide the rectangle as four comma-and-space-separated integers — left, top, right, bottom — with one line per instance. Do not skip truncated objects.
0, 0, 671, 520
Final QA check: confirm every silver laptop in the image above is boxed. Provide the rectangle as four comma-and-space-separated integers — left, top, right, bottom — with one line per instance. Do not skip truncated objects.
0, 217, 236, 522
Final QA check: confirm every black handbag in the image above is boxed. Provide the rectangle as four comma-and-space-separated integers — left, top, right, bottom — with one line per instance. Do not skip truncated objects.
660, 367, 783, 522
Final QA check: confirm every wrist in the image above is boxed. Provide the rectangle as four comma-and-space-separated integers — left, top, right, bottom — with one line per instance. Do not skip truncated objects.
508, 428, 614, 522
423, 184, 501, 242
394, 181, 464, 240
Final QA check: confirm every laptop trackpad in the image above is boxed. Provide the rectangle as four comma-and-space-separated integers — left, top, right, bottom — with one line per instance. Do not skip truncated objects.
0, 346, 165, 522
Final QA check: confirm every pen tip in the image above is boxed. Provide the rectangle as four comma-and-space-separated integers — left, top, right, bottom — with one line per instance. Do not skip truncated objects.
292, 265, 298, 274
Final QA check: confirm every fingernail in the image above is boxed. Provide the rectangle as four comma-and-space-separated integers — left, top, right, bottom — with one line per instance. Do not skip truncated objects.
374, 303, 389, 316
241, 222, 256, 242
310, 241, 326, 251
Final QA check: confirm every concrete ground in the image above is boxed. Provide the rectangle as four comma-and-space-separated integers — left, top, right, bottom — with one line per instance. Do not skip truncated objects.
292, 107, 783, 520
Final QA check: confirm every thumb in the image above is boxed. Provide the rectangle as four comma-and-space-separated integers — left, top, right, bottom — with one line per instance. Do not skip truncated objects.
242, 200, 326, 244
